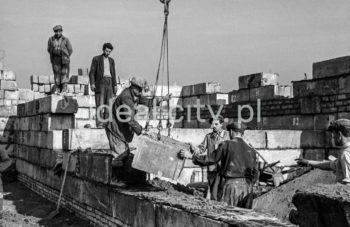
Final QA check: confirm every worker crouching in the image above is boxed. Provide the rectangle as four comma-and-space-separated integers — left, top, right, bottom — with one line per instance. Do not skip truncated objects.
184, 123, 259, 208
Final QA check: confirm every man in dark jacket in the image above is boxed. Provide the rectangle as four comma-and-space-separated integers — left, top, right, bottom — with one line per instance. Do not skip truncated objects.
89, 43, 118, 128
106, 77, 170, 186
47, 25, 73, 94
191, 123, 258, 208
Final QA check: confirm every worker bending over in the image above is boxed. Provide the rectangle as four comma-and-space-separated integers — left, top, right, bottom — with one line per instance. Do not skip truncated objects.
297, 119, 350, 185
106, 77, 170, 186
179, 116, 229, 200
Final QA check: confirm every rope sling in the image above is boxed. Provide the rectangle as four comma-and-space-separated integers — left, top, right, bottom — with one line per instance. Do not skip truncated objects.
145, 0, 172, 140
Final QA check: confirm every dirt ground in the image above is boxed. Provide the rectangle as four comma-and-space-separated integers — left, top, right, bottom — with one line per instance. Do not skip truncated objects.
253, 169, 336, 221
1, 181, 92, 227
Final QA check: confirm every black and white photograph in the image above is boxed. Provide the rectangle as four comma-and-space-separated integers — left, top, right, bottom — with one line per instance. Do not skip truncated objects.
1, 0, 350, 226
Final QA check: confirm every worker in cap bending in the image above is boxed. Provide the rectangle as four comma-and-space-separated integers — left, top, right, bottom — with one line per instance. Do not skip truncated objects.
106, 77, 171, 187
183, 122, 258, 208
297, 119, 350, 185
47, 25, 73, 94
179, 115, 230, 201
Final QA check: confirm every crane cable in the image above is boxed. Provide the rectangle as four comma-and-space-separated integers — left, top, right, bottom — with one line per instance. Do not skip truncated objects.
145, 0, 172, 140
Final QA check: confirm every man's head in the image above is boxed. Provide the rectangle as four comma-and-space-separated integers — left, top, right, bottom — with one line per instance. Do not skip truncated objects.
328, 119, 350, 147
209, 115, 224, 133
53, 25, 63, 38
102, 43, 113, 58
130, 77, 147, 97
226, 122, 247, 139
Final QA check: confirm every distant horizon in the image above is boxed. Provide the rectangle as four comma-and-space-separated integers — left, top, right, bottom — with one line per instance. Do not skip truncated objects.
1, 0, 350, 92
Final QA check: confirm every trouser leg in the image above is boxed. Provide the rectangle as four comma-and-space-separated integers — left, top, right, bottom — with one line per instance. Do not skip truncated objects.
61, 64, 70, 92
104, 78, 113, 125
95, 92, 103, 127
52, 63, 61, 93
220, 178, 251, 208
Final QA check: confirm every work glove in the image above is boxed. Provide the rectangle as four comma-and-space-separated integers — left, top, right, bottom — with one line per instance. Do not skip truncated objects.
295, 158, 309, 167
91, 84, 96, 92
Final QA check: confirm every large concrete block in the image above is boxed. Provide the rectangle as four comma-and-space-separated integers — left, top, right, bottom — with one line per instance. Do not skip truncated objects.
181, 82, 221, 97
74, 96, 96, 108
63, 129, 110, 150
239, 72, 279, 89
0, 90, 4, 99
30, 114, 75, 131
300, 96, 321, 114
78, 153, 112, 184
30, 75, 39, 84
338, 74, 350, 94
303, 148, 326, 161
261, 115, 314, 130
31, 83, 39, 92
267, 130, 325, 149
314, 114, 336, 130
250, 85, 277, 101
75, 119, 96, 129
0, 106, 17, 117
38, 95, 78, 114
82, 180, 111, 215
313, 56, 350, 79
40, 149, 61, 168
69, 75, 89, 85
75, 108, 90, 119
256, 149, 302, 166
18, 89, 35, 101
243, 130, 266, 149
111, 191, 138, 225
0, 71, 16, 81
4, 90, 19, 100
38, 75, 50, 84
0, 80, 18, 90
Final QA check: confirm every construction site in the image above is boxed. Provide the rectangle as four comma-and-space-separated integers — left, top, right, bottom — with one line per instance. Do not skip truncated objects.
1, 1, 350, 227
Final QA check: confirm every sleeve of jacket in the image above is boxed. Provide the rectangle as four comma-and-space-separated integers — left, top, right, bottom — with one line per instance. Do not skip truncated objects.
89, 57, 96, 86
111, 58, 117, 94
47, 38, 51, 53
121, 95, 143, 135
192, 142, 225, 166
66, 38, 73, 56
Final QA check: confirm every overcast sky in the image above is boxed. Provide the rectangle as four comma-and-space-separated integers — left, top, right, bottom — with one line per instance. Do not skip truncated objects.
1, 0, 350, 91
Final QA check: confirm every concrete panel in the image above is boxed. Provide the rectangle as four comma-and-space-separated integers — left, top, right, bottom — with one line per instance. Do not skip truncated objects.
0, 71, 16, 81
239, 72, 279, 89
313, 56, 350, 79
4, 90, 19, 100
243, 130, 266, 149
38, 75, 50, 84
257, 149, 302, 166
38, 95, 78, 114
63, 129, 110, 150
303, 149, 326, 161
0, 80, 18, 90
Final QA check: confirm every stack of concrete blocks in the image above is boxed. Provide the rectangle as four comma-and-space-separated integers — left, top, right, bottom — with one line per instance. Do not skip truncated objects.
30, 74, 89, 96
179, 82, 229, 128
229, 73, 292, 103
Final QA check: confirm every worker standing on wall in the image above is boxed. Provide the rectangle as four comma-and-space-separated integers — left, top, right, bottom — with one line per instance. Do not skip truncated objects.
179, 116, 230, 200
106, 77, 171, 187
181, 123, 259, 208
47, 25, 73, 94
89, 43, 118, 128
0, 147, 12, 217
297, 119, 350, 185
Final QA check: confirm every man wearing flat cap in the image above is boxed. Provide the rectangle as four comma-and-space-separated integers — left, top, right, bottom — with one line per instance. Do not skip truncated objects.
184, 122, 258, 208
106, 77, 171, 186
89, 42, 117, 128
297, 119, 350, 185
47, 25, 73, 94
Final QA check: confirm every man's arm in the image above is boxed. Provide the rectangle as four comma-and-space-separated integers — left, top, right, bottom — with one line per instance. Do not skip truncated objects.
340, 152, 350, 184
297, 159, 333, 170
89, 57, 96, 90
192, 142, 225, 167
120, 95, 143, 135
0, 149, 12, 172
66, 38, 73, 56
47, 38, 51, 53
